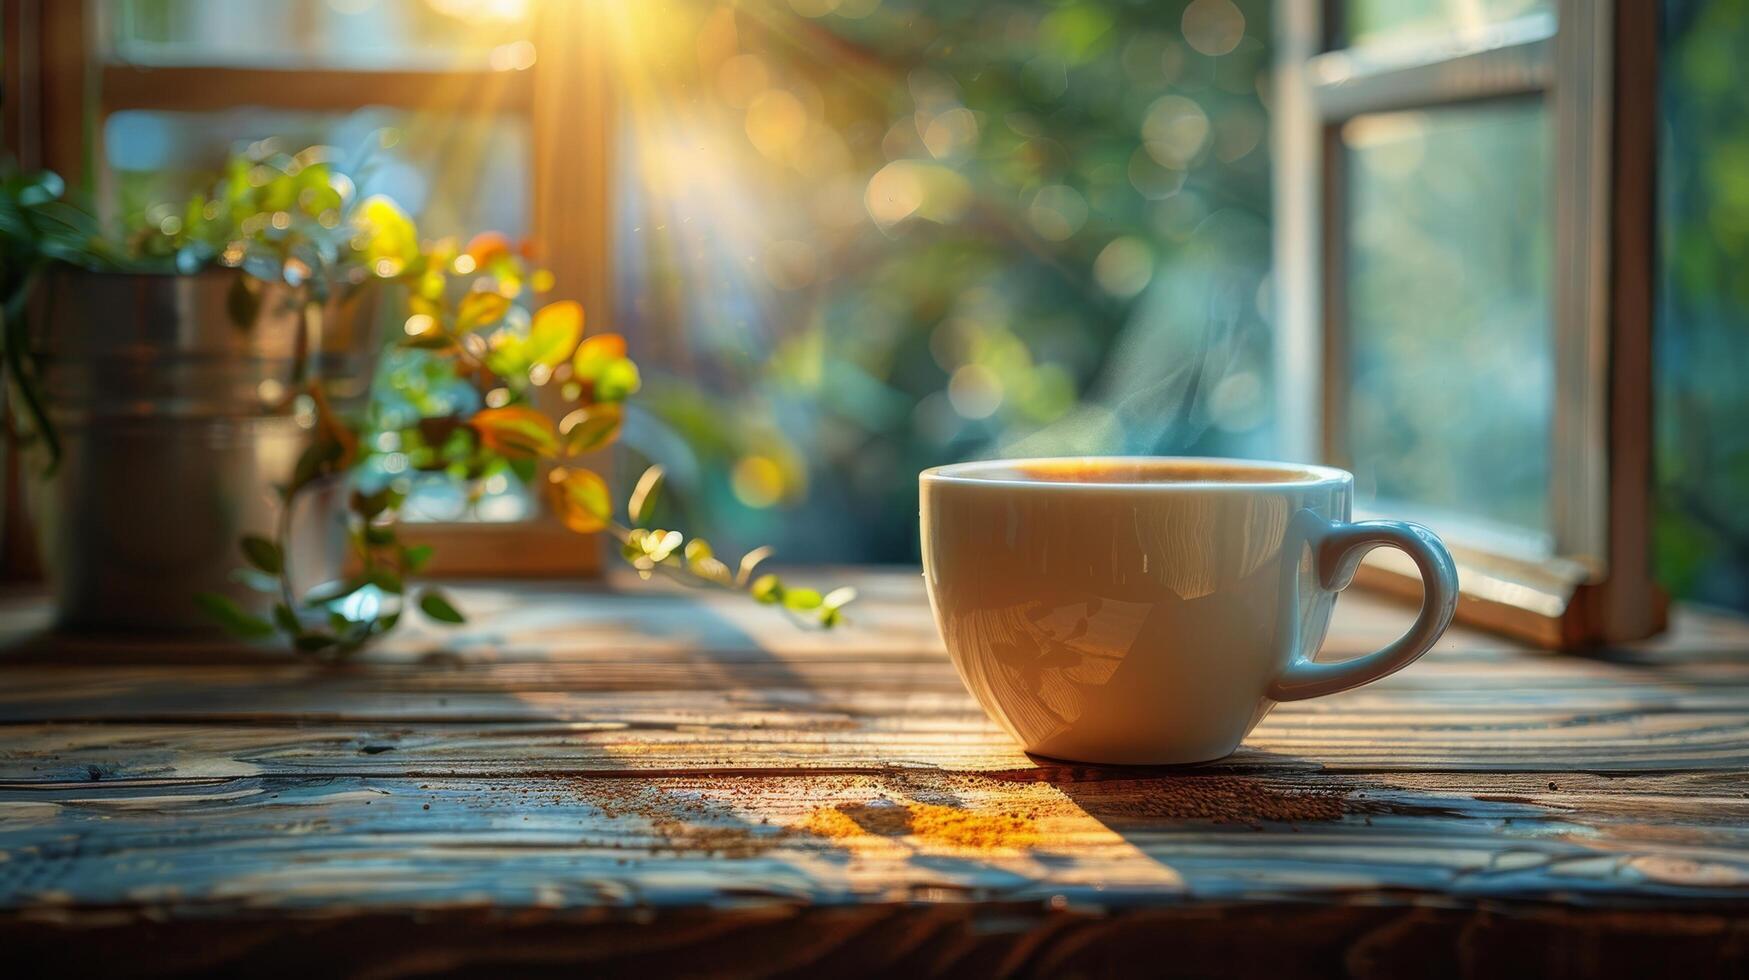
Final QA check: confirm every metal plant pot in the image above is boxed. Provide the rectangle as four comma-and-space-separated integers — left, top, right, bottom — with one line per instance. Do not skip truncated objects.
24, 267, 381, 634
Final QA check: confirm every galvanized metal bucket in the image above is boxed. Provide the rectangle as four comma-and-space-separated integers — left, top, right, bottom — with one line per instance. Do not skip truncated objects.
24, 268, 380, 634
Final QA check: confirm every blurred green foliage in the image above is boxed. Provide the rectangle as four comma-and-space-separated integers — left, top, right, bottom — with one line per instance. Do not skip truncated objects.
1658, 0, 1749, 612
617, 0, 1274, 562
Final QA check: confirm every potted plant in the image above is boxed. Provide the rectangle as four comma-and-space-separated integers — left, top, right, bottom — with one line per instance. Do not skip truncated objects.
1, 145, 852, 650
3, 146, 440, 633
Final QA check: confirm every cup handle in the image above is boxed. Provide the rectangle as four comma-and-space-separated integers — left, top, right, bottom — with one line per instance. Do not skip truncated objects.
1267, 517, 1460, 702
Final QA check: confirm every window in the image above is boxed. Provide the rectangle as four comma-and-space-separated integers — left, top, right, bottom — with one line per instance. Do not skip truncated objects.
606, 1, 1277, 562
7, 0, 613, 574
9, 1, 1695, 639
1273, 0, 1660, 645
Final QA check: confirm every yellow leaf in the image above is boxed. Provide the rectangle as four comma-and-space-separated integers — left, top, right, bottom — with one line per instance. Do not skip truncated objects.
354, 195, 419, 275
456, 290, 512, 332
408, 294, 445, 321
470, 406, 558, 458
572, 333, 627, 379
548, 466, 612, 534
527, 300, 584, 368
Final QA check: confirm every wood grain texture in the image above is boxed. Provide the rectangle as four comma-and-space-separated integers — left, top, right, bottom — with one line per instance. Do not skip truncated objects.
2, 571, 1749, 976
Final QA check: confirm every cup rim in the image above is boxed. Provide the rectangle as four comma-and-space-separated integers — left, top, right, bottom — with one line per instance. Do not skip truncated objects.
919, 455, 1353, 491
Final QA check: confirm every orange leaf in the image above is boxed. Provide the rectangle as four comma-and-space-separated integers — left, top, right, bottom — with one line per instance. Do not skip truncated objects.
470, 406, 558, 458
573, 333, 627, 379
548, 466, 612, 534
456, 290, 512, 332
464, 231, 513, 267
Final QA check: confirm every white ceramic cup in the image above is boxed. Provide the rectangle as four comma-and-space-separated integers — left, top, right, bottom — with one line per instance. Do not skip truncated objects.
919, 457, 1459, 765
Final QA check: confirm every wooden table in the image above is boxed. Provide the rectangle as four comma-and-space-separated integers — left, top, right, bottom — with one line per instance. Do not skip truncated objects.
3, 571, 1749, 977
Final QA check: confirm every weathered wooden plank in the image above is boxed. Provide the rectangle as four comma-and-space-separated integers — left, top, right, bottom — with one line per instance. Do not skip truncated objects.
4, 661, 1749, 725
4, 770, 1749, 918
7, 702, 1749, 783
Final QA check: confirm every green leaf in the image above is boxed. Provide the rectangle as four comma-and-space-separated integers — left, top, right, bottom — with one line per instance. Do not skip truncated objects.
418, 588, 466, 624
401, 544, 435, 573
289, 437, 343, 495
367, 567, 405, 595
273, 603, 302, 634
627, 464, 664, 526
294, 631, 338, 653
819, 606, 843, 628
483, 337, 531, 380
750, 574, 783, 604
194, 592, 275, 639
782, 587, 823, 611
240, 535, 283, 575
594, 357, 642, 401
351, 487, 393, 518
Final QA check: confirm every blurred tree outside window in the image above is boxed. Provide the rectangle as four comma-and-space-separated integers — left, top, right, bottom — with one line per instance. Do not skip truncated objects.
610, 0, 1274, 562
1658, 0, 1749, 613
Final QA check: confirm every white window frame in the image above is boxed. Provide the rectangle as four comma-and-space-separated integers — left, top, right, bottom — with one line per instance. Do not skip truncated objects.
1272, 0, 1661, 646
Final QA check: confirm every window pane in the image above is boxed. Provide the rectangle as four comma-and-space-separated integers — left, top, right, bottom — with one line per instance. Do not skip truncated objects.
611, 1, 1276, 562
1340, 0, 1551, 49
105, 108, 529, 238
107, 0, 534, 70
1341, 101, 1551, 542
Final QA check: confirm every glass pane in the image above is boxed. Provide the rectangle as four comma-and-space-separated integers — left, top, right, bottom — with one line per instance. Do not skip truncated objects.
1341, 101, 1552, 541
610, 0, 1276, 562
1341, 0, 1551, 49
104, 108, 528, 238
107, 0, 535, 70
1656, 2, 1749, 613
104, 108, 536, 523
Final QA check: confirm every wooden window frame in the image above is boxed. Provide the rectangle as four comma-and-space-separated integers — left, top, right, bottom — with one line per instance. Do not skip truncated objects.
4, 0, 615, 577
1272, 0, 1662, 647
